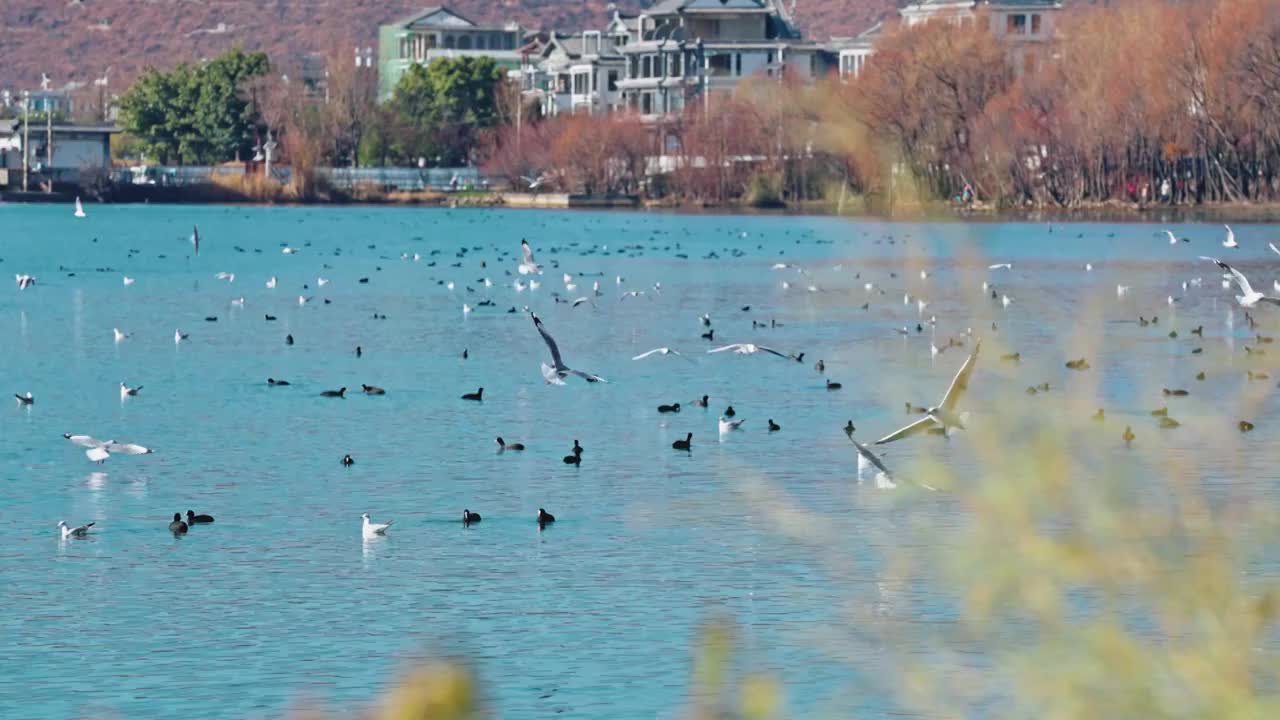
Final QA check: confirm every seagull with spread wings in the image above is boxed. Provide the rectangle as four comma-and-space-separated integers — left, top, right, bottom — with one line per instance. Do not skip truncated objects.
531, 312, 607, 383
875, 340, 981, 445
518, 239, 542, 275
632, 347, 690, 361
1199, 257, 1280, 308
705, 343, 792, 359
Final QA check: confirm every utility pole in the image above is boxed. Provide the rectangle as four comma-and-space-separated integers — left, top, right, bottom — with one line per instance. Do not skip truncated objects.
21, 91, 29, 192
46, 106, 53, 193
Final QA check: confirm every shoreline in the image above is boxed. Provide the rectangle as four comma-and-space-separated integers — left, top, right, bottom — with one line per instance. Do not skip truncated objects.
8, 187, 1280, 222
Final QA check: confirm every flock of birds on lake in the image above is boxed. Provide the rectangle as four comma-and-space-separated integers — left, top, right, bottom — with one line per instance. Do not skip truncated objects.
11, 201, 1280, 541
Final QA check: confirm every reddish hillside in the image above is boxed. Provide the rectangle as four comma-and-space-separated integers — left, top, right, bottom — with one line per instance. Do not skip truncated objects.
0, 0, 893, 92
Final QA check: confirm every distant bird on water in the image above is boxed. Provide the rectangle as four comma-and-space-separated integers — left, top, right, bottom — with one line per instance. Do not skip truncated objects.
14, 391, 33, 406
169, 513, 188, 534
496, 437, 525, 452
58, 520, 94, 539
361, 513, 391, 538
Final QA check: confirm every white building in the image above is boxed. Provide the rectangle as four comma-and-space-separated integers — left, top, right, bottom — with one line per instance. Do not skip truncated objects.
828, 21, 883, 80
616, 0, 835, 119
899, 0, 1061, 72
532, 27, 628, 117
0, 118, 120, 189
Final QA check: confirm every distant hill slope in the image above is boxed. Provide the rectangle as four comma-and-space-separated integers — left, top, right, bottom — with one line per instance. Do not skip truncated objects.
0, 0, 893, 92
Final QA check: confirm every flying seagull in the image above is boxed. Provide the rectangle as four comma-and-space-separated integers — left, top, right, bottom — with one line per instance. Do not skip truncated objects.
1199, 257, 1280, 308
63, 433, 154, 461
706, 343, 792, 359
74, 197, 86, 218
518, 239, 542, 275
875, 339, 982, 445
531, 311, 607, 383
192, 225, 200, 255
1223, 225, 1238, 248
848, 433, 937, 491
632, 347, 687, 361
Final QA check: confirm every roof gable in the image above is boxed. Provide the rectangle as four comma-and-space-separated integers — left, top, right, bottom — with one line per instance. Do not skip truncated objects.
395, 6, 478, 30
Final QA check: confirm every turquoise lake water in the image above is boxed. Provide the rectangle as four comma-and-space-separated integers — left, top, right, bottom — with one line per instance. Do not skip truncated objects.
2, 204, 1278, 718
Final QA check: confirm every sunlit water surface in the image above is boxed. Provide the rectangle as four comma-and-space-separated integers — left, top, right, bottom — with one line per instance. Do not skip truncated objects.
2, 204, 1277, 718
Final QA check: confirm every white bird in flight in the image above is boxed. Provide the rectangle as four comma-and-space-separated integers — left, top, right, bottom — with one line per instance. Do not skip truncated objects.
988, 263, 1012, 270
15, 273, 35, 289
64, 433, 153, 463
74, 197, 86, 218
215, 272, 235, 283
119, 382, 142, 398
361, 513, 392, 538
58, 520, 95, 539
1199, 256, 1280, 308
1165, 230, 1179, 245
531, 311, 607, 383
518, 239, 542, 275
706, 343, 792, 359
632, 347, 686, 361
875, 340, 981, 445
123, 276, 135, 286
266, 276, 277, 289
113, 328, 129, 343
1223, 225, 1238, 248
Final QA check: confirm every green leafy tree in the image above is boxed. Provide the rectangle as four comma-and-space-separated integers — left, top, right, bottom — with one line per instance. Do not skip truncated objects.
118, 48, 269, 164
390, 57, 505, 165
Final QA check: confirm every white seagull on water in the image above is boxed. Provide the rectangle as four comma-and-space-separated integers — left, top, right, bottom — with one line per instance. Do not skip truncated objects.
361, 513, 392, 538
531, 311, 607, 383
1199, 256, 1280, 308
58, 520, 95, 539
718, 416, 746, 435
875, 339, 982, 445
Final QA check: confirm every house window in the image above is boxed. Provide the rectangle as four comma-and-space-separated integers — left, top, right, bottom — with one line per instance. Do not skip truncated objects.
1031, 14, 1042, 35
458, 35, 472, 50
427, 34, 437, 49
1007, 14, 1027, 35
629, 55, 639, 78
444, 35, 455, 49
643, 56, 652, 78
476, 36, 486, 50
708, 54, 731, 77
607, 71, 619, 91
735, 53, 742, 76
573, 74, 588, 95
641, 92, 652, 114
